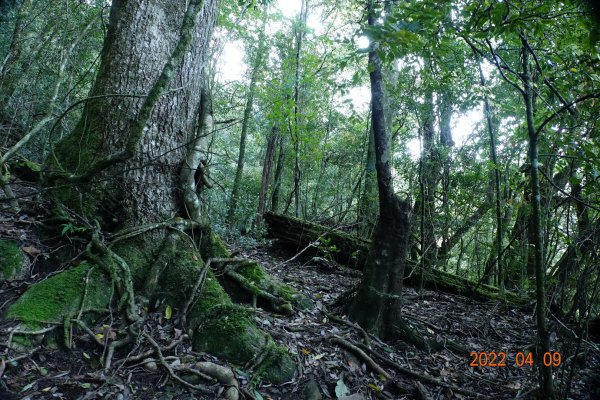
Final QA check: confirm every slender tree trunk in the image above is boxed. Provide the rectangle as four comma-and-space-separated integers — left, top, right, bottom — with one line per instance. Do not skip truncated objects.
290, 0, 308, 218
522, 37, 554, 399
418, 58, 437, 271
271, 135, 285, 212
439, 93, 453, 271
310, 98, 333, 216
256, 125, 279, 227
228, 26, 267, 224
479, 63, 503, 288
349, 0, 412, 340
0, 0, 31, 113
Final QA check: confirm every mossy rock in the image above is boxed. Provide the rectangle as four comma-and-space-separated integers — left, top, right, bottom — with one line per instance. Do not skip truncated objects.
7, 262, 113, 325
0, 239, 30, 283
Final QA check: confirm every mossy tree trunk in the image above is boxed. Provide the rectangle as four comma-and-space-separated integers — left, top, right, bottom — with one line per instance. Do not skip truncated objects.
48, 0, 215, 224
348, 0, 412, 341
9, 0, 296, 384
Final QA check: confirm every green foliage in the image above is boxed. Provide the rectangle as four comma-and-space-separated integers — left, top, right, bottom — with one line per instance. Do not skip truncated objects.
60, 222, 89, 237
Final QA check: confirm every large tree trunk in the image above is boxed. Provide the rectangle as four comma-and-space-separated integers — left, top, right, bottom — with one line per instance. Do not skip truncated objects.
49, 0, 215, 225
9, 0, 297, 385
347, 0, 412, 341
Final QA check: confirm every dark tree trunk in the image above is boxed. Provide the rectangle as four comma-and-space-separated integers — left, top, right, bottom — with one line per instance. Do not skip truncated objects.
271, 134, 286, 212
479, 62, 504, 287
521, 36, 554, 399
357, 121, 378, 238
418, 72, 437, 273
348, 0, 412, 340
255, 125, 279, 228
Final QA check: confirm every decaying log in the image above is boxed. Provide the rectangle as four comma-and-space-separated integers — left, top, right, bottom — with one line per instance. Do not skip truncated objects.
264, 212, 526, 305
263, 211, 370, 269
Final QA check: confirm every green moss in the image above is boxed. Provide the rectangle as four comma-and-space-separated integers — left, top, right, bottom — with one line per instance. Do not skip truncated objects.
258, 343, 297, 384
117, 235, 297, 384
193, 306, 266, 364
111, 238, 153, 287
200, 231, 229, 259
45, 106, 107, 216
0, 239, 28, 282
233, 261, 313, 311
158, 244, 206, 305
237, 262, 267, 283
7, 263, 113, 324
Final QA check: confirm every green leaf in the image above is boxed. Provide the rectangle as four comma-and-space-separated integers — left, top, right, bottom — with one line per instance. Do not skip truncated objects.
21, 382, 35, 392
253, 390, 264, 400
335, 377, 350, 397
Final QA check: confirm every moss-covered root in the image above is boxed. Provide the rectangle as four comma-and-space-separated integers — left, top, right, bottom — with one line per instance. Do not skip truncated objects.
221, 261, 313, 313
156, 237, 297, 384
6, 262, 113, 346
0, 239, 30, 282
197, 231, 313, 312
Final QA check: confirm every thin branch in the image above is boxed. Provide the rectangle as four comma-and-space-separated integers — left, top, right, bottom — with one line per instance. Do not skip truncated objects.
536, 92, 600, 136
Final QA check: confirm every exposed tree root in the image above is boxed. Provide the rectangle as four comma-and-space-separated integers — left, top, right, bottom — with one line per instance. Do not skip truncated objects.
339, 336, 490, 399
224, 268, 293, 314
142, 332, 214, 395
216, 258, 311, 313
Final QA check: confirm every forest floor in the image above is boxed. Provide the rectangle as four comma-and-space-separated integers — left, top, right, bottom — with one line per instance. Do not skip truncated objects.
1, 194, 599, 399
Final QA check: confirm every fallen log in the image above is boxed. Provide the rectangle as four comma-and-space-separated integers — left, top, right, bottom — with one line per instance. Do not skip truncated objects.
263, 211, 370, 269
264, 212, 526, 305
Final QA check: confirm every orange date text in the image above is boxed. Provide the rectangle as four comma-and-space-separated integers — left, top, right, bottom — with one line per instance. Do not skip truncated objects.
469, 351, 562, 367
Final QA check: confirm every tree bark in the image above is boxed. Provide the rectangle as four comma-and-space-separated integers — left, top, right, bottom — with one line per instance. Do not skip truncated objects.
479, 62, 504, 288
255, 125, 279, 228
418, 66, 437, 273
438, 92, 453, 271
10, 0, 297, 384
522, 36, 554, 399
270, 134, 286, 212
348, 0, 412, 341
49, 0, 216, 226
357, 120, 378, 238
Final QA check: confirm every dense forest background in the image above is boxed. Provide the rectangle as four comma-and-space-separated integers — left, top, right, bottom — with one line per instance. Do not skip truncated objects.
1, 0, 600, 399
